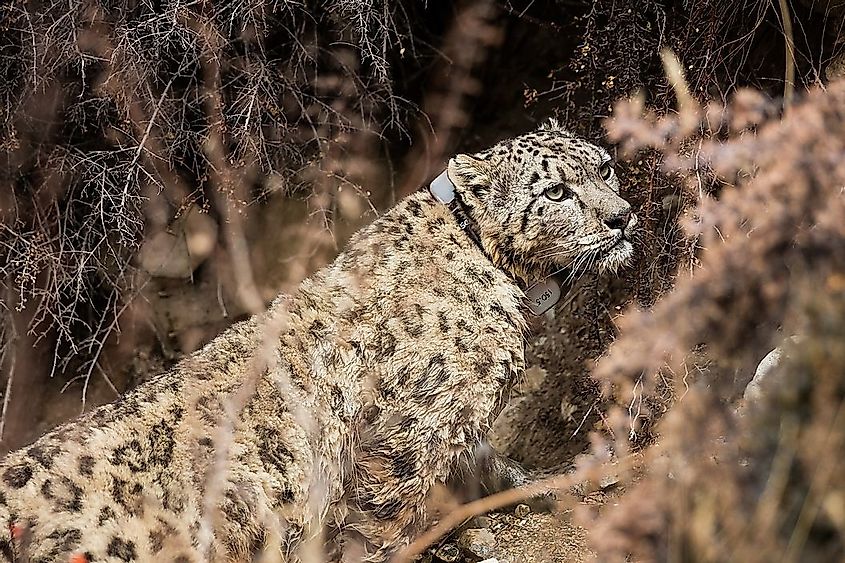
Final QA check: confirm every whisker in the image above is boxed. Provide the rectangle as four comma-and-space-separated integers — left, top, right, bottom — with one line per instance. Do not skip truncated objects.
536, 241, 579, 257
536, 247, 577, 261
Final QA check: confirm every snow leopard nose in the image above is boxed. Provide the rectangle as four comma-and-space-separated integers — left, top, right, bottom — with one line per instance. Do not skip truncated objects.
604, 206, 632, 231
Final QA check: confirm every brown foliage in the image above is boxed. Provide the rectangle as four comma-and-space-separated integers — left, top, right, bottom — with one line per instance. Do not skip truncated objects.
581, 79, 845, 562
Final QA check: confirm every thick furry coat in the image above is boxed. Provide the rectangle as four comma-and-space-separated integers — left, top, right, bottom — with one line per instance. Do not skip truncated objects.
0, 123, 636, 562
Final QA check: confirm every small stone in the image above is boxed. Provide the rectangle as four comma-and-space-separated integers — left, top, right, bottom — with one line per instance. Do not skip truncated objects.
600, 472, 620, 489
457, 528, 496, 559
139, 230, 193, 278
138, 207, 218, 278
182, 207, 218, 264
514, 503, 531, 518
520, 365, 547, 392
826, 50, 845, 82
468, 515, 492, 528
434, 543, 460, 562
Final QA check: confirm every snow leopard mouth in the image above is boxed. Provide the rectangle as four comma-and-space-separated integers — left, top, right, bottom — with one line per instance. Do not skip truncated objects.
598, 237, 635, 273
598, 212, 637, 271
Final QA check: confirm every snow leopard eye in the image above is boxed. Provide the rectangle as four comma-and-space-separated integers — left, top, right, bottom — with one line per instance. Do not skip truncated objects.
543, 184, 572, 202
599, 162, 614, 181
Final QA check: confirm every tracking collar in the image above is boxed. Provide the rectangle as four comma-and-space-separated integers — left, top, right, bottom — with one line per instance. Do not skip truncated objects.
429, 170, 485, 251
428, 170, 562, 316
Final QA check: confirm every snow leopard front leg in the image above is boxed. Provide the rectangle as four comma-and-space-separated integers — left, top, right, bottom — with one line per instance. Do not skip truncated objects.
450, 440, 558, 512
338, 406, 447, 562
339, 419, 553, 561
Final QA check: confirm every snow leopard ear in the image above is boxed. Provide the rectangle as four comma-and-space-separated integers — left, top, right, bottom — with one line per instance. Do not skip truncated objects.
538, 117, 571, 135
448, 154, 491, 198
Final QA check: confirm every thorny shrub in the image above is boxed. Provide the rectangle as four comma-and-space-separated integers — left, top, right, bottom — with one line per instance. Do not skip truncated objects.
0, 0, 413, 381
578, 79, 845, 561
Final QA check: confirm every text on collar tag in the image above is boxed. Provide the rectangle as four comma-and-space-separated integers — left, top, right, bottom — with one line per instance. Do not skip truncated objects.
526, 277, 561, 315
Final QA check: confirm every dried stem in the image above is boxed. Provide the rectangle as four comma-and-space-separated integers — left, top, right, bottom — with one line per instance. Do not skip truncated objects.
778, 0, 796, 107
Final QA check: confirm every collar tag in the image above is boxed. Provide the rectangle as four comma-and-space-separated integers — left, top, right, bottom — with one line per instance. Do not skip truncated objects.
429, 169, 456, 204
526, 277, 562, 315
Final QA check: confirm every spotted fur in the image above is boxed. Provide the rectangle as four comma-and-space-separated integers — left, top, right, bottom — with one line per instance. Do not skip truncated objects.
0, 123, 636, 562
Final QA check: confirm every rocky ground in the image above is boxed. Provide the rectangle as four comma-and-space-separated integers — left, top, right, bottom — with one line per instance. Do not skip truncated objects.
423, 501, 600, 563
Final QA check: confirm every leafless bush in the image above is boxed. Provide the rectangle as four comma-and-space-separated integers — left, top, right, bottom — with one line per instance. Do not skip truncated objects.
0, 0, 413, 393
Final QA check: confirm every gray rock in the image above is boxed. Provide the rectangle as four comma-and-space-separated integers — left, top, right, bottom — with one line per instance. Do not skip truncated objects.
434, 543, 461, 562
468, 515, 492, 529
138, 207, 218, 278
744, 336, 802, 403
458, 528, 497, 559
